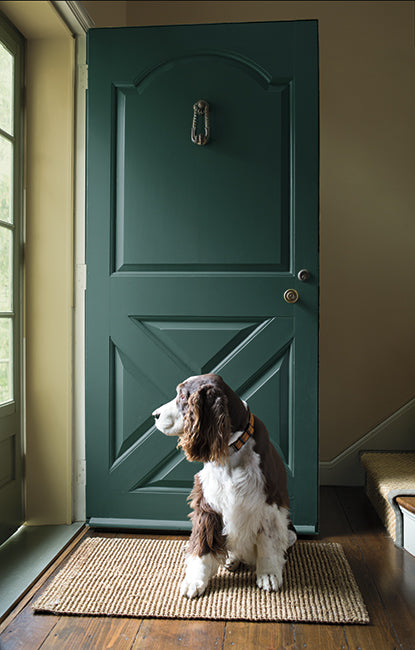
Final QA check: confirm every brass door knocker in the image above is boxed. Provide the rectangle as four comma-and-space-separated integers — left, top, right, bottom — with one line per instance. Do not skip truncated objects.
191, 100, 210, 146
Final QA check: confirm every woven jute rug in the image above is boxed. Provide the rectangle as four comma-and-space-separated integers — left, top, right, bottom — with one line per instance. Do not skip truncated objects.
33, 537, 369, 624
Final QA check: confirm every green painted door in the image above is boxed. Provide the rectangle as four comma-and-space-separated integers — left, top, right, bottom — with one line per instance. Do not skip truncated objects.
86, 21, 319, 534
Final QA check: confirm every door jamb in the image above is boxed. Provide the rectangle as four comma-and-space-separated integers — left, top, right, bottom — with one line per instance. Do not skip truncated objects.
51, 1, 94, 522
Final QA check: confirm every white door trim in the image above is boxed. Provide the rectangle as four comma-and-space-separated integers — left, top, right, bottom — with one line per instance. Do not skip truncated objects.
51, 1, 94, 520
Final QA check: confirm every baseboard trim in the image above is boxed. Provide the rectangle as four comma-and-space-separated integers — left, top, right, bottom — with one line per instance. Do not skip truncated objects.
88, 517, 193, 531
319, 397, 415, 486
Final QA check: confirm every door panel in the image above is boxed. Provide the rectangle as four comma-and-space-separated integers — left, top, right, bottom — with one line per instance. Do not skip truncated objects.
115, 59, 289, 272
86, 20, 319, 533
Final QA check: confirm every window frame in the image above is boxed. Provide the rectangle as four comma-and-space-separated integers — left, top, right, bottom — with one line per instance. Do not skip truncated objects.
0, 10, 25, 538
0, 13, 24, 411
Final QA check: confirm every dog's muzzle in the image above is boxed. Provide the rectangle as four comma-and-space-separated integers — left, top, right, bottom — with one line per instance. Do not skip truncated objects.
152, 398, 184, 436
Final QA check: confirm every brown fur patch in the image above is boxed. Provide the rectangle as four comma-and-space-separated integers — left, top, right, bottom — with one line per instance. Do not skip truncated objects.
178, 384, 231, 463
252, 415, 290, 508
187, 475, 227, 558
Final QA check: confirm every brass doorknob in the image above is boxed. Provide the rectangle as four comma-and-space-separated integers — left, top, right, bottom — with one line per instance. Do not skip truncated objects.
284, 289, 299, 304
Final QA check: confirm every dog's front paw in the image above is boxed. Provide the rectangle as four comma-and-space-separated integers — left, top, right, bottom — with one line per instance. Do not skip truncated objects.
180, 578, 207, 599
257, 572, 283, 592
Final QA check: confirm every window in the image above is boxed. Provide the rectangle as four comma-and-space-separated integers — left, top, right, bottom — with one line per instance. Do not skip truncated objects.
0, 12, 24, 543
0, 20, 23, 406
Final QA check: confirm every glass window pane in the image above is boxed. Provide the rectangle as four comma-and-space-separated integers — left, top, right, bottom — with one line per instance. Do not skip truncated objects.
0, 136, 13, 223
0, 42, 14, 135
0, 226, 12, 312
0, 318, 13, 404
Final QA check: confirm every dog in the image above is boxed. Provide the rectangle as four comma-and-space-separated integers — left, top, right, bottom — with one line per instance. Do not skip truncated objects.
152, 373, 296, 598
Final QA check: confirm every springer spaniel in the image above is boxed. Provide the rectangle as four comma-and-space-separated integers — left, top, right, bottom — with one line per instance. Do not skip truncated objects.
152, 373, 296, 598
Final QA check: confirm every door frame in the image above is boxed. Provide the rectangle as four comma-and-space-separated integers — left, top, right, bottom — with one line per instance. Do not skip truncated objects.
50, 1, 94, 523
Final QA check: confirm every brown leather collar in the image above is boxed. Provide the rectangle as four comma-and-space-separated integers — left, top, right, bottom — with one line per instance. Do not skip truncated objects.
230, 412, 255, 452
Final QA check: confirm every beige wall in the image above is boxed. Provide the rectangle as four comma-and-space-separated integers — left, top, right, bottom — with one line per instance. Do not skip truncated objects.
24, 35, 74, 524
83, 0, 415, 460
0, 1, 74, 524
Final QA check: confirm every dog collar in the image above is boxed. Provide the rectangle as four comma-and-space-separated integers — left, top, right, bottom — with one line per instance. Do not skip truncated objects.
230, 412, 255, 452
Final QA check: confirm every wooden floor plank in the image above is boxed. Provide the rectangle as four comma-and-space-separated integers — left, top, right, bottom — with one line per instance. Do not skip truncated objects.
132, 619, 225, 649
294, 623, 349, 650
223, 621, 295, 649
0, 605, 59, 649
338, 486, 415, 650
40, 616, 142, 649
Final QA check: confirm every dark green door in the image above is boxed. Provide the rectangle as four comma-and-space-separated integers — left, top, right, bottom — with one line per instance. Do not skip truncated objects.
86, 20, 319, 534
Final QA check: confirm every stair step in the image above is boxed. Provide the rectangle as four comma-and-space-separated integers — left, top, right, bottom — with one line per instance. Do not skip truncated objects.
360, 451, 415, 550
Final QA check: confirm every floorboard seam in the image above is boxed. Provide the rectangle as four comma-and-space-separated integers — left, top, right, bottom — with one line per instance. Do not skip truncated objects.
221, 620, 227, 650
131, 618, 144, 648
37, 621, 58, 650
292, 621, 297, 650
341, 624, 350, 650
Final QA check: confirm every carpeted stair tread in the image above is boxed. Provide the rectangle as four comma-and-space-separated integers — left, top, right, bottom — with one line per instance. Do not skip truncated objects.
361, 451, 415, 546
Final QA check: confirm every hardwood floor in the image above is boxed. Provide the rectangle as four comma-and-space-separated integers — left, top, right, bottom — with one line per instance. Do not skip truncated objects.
0, 487, 414, 649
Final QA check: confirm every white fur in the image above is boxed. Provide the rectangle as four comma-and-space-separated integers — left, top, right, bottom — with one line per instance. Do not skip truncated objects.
152, 397, 183, 436
183, 438, 293, 597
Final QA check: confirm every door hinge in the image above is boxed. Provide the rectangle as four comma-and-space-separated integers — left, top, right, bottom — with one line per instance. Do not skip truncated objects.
79, 63, 88, 91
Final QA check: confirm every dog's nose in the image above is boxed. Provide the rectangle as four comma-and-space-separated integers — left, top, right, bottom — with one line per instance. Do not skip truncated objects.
152, 410, 160, 420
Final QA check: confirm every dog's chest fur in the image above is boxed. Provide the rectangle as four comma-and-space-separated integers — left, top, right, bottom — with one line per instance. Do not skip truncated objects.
198, 439, 281, 565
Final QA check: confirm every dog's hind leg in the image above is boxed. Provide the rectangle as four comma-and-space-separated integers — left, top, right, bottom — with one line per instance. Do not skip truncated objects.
255, 506, 290, 592
255, 531, 286, 591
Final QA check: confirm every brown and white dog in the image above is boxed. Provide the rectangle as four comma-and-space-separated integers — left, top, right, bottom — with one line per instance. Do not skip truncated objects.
152, 373, 296, 598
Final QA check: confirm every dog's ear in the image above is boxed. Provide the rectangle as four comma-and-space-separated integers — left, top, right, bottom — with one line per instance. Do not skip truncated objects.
178, 384, 231, 463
